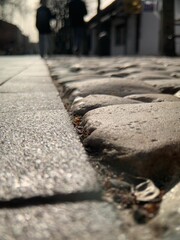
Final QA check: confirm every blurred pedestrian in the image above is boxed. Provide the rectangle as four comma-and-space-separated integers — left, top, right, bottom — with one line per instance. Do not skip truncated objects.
68, 0, 87, 55
36, 0, 55, 58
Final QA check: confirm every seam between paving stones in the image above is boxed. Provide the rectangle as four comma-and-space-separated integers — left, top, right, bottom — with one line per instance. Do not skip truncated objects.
0, 191, 102, 209
0, 65, 32, 86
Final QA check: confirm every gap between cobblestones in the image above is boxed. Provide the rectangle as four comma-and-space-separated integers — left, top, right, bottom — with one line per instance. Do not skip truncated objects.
50, 76, 165, 224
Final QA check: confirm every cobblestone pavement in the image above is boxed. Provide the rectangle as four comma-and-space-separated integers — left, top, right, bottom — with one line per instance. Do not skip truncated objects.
0, 56, 180, 239
47, 56, 180, 239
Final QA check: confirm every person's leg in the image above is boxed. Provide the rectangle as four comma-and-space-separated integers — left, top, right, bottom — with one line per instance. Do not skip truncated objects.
72, 28, 78, 54
39, 34, 45, 58
44, 34, 49, 57
76, 27, 83, 55
39, 34, 48, 58
47, 34, 53, 56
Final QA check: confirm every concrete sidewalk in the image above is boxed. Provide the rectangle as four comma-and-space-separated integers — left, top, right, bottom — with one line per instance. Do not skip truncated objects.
0, 56, 122, 240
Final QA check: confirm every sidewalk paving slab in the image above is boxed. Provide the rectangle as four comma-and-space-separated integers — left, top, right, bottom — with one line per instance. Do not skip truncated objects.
0, 109, 100, 200
0, 92, 61, 113
0, 78, 56, 93
0, 202, 123, 240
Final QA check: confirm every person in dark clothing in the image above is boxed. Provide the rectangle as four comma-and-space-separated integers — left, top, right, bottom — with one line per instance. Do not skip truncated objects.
68, 0, 87, 55
36, 0, 55, 58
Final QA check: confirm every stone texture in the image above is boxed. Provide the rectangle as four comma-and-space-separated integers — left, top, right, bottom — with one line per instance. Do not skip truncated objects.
18, 66, 50, 77
144, 79, 180, 94
0, 56, 100, 200
110, 68, 142, 78
82, 102, 180, 182
138, 64, 167, 71
175, 90, 180, 98
0, 56, 49, 86
0, 107, 99, 201
0, 56, 56, 92
122, 72, 171, 81
0, 70, 23, 85
0, 92, 61, 113
56, 75, 108, 84
0, 77, 56, 93
9, 76, 53, 84
64, 78, 158, 102
124, 93, 180, 103
0, 202, 122, 240
149, 183, 180, 240
71, 94, 140, 116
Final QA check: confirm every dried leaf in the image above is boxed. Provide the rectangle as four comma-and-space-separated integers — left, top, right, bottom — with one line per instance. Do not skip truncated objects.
132, 179, 160, 202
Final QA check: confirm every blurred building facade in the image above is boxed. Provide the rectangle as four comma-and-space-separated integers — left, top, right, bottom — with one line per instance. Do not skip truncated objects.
0, 20, 38, 55
88, 0, 180, 56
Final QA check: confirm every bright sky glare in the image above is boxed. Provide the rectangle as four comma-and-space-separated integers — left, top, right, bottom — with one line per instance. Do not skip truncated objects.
12, 0, 114, 42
